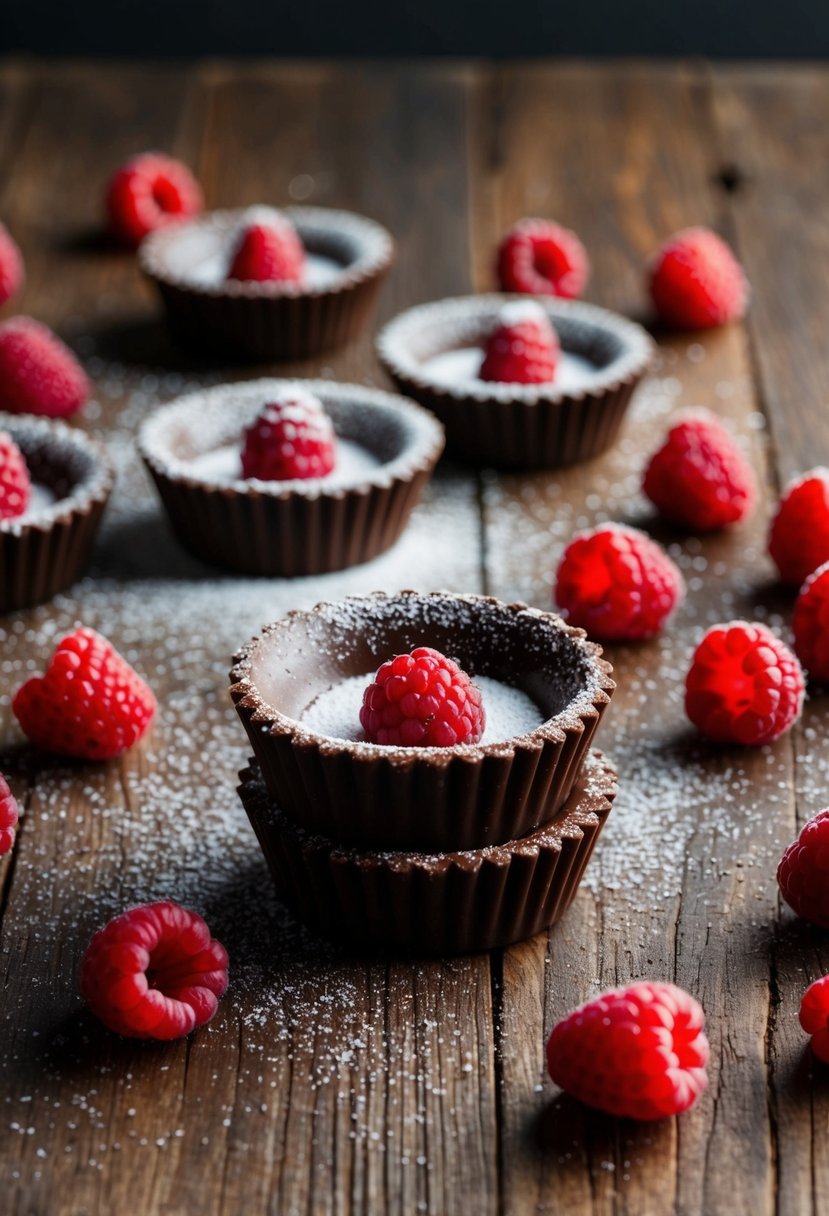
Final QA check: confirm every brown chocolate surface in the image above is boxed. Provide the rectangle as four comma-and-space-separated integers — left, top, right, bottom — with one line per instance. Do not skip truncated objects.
237, 748, 617, 955
377, 294, 653, 469
0, 414, 114, 614
230, 590, 615, 851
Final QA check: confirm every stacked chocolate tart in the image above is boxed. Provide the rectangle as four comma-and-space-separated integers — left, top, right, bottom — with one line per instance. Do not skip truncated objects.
229, 590, 617, 954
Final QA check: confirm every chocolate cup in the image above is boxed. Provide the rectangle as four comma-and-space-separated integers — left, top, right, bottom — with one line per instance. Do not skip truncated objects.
229, 591, 615, 852
138, 380, 444, 577
377, 294, 654, 470
238, 749, 617, 955
139, 206, 395, 362
0, 415, 114, 614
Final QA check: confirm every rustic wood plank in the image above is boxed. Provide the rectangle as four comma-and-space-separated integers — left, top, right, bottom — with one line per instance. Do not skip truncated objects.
0, 60, 497, 1216
712, 65, 829, 1216
471, 62, 789, 1216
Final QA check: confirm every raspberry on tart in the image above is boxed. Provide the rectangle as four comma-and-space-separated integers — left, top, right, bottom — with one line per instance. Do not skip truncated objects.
546, 981, 709, 1120
643, 408, 757, 532
769, 468, 829, 586
554, 523, 685, 642
0, 221, 24, 307
13, 627, 157, 761
649, 227, 748, 329
0, 775, 20, 856
793, 562, 829, 682
241, 389, 336, 482
684, 621, 804, 746
778, 809, 829, 929
227, 208, 306, 284
479, 300, 559, 385
0, 429, 31, 520
80, 900, 229, 1040
496, 218, 589, 299
106, 152, 203, 248
0, 317, 90, 418
359, 646, 486, 747
800, 976, 829, 1063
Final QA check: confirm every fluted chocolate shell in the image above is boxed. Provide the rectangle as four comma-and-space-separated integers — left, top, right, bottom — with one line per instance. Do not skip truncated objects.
377, 294, 653, 470
138, 380, 444, 577
238, 749, 617, 955
229, 591, 615, 852
0, 415, 114, 614
140, 206, 394, 362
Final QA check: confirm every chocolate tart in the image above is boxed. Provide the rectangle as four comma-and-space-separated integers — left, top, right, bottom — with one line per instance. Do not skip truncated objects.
139, 206, 395, 362
138, 379, 444, 577
229, 590, 615, 852
238, 749, 617, 955
0, 414, 114, 614
377, 294, 653, 470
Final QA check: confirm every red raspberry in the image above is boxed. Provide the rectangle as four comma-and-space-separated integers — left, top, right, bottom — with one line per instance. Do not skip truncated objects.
546, 981, 709, 1120
800, 976, 829, 1063
793, 562, 829, 682
480, 301, 559, 385
0, 316, 90, 418
0, 774, 20, 856
80, 901, 229, 1040
0, 430, 31, 521
769, 469, 829, 587
241, 390, 336, 481
643, 409, 756, 532
778, 809, 829, 929
0, 221, 24, 307
685, 621, 804, 746
106, 152, 203, 248
360, 647, 486, 747
496, 218, 589, 299
12, 627, 157, 761
649, 227, 748, 330
554, 523, 684, 642
228, 210, 305, 284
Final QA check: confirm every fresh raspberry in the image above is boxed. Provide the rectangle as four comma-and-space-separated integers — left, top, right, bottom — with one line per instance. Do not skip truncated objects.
0, 221, 24, 307
546, 981, 709, 1120
0, 430, 31, 520
800, 977, 829, 1063
479, 300, 559, 385
554, 523, 684, 642
649, 227, 748, 330
0, 774, 20, 856
793, 562, 829, 682
685, 621, 804, 746
241, 390, 336, 482
360, 647, 486, 747
496, 218, 589, 299
80, 901, 229, 1040
12, 627, 157, 761
778, 809, 829, 929
106, 152, 203, 248
227, 209, 305, 284
643, 409, 757, 532
768, 469, 829, 586
0, 317, 90, 418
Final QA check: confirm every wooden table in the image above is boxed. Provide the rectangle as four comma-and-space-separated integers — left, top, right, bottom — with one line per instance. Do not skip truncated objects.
1, 58, 828, 1216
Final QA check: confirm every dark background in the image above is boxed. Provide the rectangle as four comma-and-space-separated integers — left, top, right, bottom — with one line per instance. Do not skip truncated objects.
3, 0, 829, 56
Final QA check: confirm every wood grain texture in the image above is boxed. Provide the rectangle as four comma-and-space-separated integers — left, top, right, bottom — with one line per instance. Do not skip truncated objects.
1, 57, 828, 1216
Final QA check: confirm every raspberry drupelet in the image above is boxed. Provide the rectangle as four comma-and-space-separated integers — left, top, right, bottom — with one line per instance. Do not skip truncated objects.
649, 227, 748, 330
360, 647, 485, 747
479, 300, 559, 385
241, 390, 336, 482
106, 152, 203, 248
554, 523, 684, 642
80, 901, 229, 1040
496, 217, 589, 299
684, 621, 804, 746
546, 981, 709, 1120
13, 627, 157, 761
